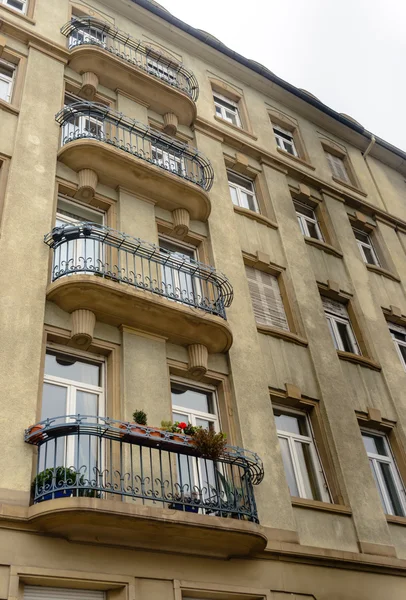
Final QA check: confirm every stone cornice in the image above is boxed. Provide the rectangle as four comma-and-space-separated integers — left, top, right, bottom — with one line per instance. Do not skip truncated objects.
0, 17, 69, 64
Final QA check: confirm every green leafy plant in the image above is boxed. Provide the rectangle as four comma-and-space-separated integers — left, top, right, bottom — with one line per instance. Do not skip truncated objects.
32, 466, 83, 492
160, 420, 197, 435
133, 409, 147, 425
192, 427, 227, 460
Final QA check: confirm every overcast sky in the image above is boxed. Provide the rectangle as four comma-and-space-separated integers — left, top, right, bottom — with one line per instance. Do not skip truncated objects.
158, 0, 406, 152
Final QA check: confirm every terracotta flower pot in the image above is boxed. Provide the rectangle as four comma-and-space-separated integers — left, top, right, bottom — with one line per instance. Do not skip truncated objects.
149, 427, 163, 439
27, 424, 44, 442
119, 422, 147, 437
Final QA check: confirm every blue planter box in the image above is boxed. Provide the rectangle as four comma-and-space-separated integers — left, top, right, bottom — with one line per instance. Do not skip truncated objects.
169, 502, 199, 513
41, 489, 73, 501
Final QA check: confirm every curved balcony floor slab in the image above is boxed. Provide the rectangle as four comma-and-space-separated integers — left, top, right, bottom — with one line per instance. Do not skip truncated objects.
57, 139, 211, 221
68, 46, 197, 126
46, 275, 233, 353
27, 498, 267, 558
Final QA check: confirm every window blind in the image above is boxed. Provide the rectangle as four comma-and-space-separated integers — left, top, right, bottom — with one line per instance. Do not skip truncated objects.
321, 296, 349, 319
245, 265, 289, 330
24, 587, 105, 600
325, 151, 350, 183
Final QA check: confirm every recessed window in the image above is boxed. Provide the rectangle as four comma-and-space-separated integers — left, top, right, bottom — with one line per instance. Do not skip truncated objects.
362, 430, 406, 517
273, 407, 330, 502
159, 237, 199, 304
213, 92, 241, 127
0, 59, 15, 103
24, 587, 105, 600
324, 150, 351, 184
389, 323, 406, 371
68, 19, 106, 49
322, 296, 360, 354
1, 0, 27, 13
273, 125, 298, 156
62, 93, 105, 141
245, 265, 289, 330
294, 201, 323, 240
353, 228, 380, 266
228, 171, 259, 213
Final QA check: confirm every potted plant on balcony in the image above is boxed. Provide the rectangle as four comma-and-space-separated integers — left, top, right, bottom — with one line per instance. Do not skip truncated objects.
26, 423, 45, 442
191, 427, 227, 461
32, 466, 83, 501
160, 420, 196, 443
168, 490, 200, 513
119, 409, 148, 436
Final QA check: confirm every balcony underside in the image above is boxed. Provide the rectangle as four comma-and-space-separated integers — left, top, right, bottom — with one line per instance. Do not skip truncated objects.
68, 46, 196, 126
47, 275, 233, 353
57, 139, 211, 221
27, 498, 266, 558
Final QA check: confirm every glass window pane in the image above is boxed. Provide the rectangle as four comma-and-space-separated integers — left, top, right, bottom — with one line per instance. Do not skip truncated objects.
227, 172, 253, 191
41, 382, 68, 420
278, 437, 299, 496
295, 441, 321, 500
76, 390, 98, 415
172, 411, 188, 423
229, 185, 239, 206
354, 229, 368, 242
362, 245, 376, 265
369, 459, 387, 509
171, 384, 213, 414
336, 321, 354, 353
57, 198, 104, 225
45, 352, 101, 386
326, 318, 339, 349
362, 433, 387, 456
0, 79, 10, 101
379, 462, 405, 516
398, 343, 406, 365
275, 413, 303, 435
294, 203, 314, 219
306, 220, 319, 239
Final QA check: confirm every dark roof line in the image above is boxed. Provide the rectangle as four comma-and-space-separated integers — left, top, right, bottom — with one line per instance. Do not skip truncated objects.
130, 0, 406, 162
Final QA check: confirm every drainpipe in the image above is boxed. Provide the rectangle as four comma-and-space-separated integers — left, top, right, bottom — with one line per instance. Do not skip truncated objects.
362, 133, 387, 211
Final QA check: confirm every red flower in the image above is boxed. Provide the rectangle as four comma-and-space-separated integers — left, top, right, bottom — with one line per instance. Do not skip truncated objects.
179, 422, 188, 430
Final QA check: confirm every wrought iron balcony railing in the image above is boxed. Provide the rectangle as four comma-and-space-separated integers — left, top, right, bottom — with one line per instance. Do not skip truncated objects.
25, 415, 263, 522
61, 17, 199, 102
55, 102, 214, 191
44, 223, 233, 319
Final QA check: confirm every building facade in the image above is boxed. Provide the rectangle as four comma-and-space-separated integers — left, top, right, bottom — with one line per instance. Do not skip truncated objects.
1, 0, 406, 598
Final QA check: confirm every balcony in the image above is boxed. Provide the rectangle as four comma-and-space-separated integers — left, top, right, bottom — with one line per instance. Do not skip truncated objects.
56, 102, 213, 221
61, 17, 199, 126
44, 223, 233, 352
25, 415, 266, 558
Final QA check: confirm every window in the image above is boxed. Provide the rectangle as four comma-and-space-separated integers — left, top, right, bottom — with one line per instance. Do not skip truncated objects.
146, 58, 177, 85
0, 59, 15, 103
324, 151, 351, 184
362, 431, 406, 516
24, 587, 105, 600
245, 265, 289, 330
213, 92, 241, 127
62, 93, 104, 142
68, 21, 106, 49
228, 171, 259, 213
322, 296, 360, 354
389, 323, 406, 371
54, 197, 105, 276
1, 0, 27, 13
159, 237, 200, 304
151, 144, 185, 177
294, 201, 323, 240
274, 407, 330, 502
273, 125, 298, 156
353, 228, 379, 266
171, 381, 219, 501
41, 349, 104, 472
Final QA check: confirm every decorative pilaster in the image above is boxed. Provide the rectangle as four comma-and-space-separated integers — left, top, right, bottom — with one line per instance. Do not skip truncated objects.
79, 71, 99, 100
70, 309, 96, 349
163, 112, 179, 136
172, 208, 190, 238
75, 168, 98, 201
187, 344, 209, 377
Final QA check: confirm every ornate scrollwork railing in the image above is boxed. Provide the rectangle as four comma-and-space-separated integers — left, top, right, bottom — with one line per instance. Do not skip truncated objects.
61, 17, 199, 102
25, 415, 263, 522
56, 101, 213, 191
44, 223, 233, 319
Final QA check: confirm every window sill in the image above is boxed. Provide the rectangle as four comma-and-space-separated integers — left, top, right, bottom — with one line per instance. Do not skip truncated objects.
365, 263, 401, 283
276, 147, 315, 170
0, 98, 19, 116
233, 205, 278, 229
213, 115, 257, 140
292, 497, 352, 515
0, 4, 35, 24
387, 515, 406, 527
332, 176, 367, 197
304, 236, 343, 258
257, 324, 308, 347
337, 350, 381, 371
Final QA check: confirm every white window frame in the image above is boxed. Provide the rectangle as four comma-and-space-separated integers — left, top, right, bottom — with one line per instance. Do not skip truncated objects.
362, 429, 406, 517
294, 201, 323, 241
274, 406, 330, 502
273, 125, 298, 157
353, 228, 380, 266
213, 92, 242, 128
0, 58, 15, 103
227, 170, 259, 213
42, 347, 105, 471
68, 25, 106, 50
151, 144, 185, 176
158, 236, 201, 303
325, 150, 351, 184
389, 323, 406, 371
1, 0, 27, 14
322, 298, 360, 354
